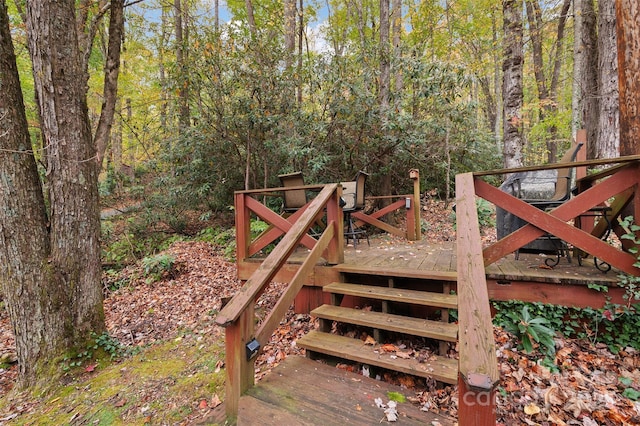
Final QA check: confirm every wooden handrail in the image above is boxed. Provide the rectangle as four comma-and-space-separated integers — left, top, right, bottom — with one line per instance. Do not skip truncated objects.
218, 183, 342, 419
217, 184, 339, 327
256, 222, 335, 346
455, 173, 499, 424
474, 154, 640, 177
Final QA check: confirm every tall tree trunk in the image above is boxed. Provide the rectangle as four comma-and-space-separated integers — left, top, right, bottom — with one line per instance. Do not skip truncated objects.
615, 0, 640, 156
1, 0, 105, 386
502, 0, 524, 168
391, 0, 402, 110
379, 0, 390, 114
572, 0, 598, 158
94, 0, 124, 168
492, 7, 502, 148
175, 0, 190, 130
284, 0, 296, 67
297, 0, 304, 106
214, 0, 219, 32
245, 0, 257, 39
76, 0, 109, 90
159, 5, 170, 131
596, 0, 619, 159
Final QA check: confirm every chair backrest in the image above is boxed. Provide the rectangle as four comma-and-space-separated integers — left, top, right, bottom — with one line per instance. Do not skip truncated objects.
551, 142, 584, 202
340, 171, 368, 212
279, 172, 307, 212
354, 171, 368, 210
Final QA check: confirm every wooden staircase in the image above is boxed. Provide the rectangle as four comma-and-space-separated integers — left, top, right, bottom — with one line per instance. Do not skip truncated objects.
297, 271, 460, 386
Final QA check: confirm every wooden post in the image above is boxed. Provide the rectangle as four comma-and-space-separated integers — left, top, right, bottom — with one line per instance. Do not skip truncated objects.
458, 377, 497, 425
456, 173, 499, 424
409, 169, 421, 241
224, 304, 255, 419
235, 192, 250, 263
326, 185, 344, 265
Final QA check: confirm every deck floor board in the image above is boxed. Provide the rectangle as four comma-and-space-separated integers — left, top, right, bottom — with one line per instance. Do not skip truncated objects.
238, 356, 455, 425
340, 239, 618, 286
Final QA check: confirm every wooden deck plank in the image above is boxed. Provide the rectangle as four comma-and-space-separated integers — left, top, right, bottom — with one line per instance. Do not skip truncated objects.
335, 264, 458, 282
239, 356, 455, 425
297, 331, 458, 384
324, 282, 458, 308
311, 304, 458, 341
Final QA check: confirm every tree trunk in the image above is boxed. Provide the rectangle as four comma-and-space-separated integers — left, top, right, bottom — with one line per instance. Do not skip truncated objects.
502, 0, 524, 168
596, 0, 619, 159
94, 0, 125, 168
1, 0, 105, 386
615, 0, 640, 156
284, 0, 296, 66
297, 0, 304, 106
245, 0, 257, 39
379, 0, 390, 114
392, 0, 402, 110
572, 0, 598, 158
175, 0, 190, 130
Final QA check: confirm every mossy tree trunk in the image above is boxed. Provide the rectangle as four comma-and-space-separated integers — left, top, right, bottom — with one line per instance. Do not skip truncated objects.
0, 0, 105, 387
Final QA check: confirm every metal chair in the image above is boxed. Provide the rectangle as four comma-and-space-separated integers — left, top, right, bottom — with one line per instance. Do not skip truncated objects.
514, 142, 584, 210
511, 142, 584, 266
341, 171, 369, 248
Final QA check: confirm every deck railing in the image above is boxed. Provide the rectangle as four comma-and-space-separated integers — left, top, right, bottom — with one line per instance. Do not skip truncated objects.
476, 155, 640, 275
234, 171, 423, 266
215, 183, 343, 418
454, 154, 640, 423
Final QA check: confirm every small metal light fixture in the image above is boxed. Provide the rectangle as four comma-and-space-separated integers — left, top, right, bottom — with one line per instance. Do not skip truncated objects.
405, 197, 411, 209
246, 338, 260, 361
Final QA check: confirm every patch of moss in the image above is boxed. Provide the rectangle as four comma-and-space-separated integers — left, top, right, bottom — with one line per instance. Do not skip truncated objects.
5, 334, 226, 426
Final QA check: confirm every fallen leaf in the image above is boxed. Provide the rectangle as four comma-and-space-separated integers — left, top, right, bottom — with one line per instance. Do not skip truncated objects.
114, 398, 127, 408
85, 364, 97, 373
381, 343, 398, 353
211, 394, 222, 408
198, 399, 208, 409
524, 403, 541, 415
363, 335, 377, 346
544, 385, 566, 407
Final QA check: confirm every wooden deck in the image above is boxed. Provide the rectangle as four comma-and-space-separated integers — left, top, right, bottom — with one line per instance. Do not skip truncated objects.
236, 356, 455, 425
335, 237, 624, 308
275, 236, 626, 311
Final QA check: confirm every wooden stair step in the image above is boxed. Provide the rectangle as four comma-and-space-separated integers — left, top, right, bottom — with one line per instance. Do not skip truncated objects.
324, 282, 458, 309
311, 304, 457, 342
334, 264, 458, 281
297, 331, 458, 385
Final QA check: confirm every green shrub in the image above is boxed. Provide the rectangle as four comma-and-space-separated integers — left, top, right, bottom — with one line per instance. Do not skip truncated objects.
500, 305, 556, 356
141, 253, 176, 283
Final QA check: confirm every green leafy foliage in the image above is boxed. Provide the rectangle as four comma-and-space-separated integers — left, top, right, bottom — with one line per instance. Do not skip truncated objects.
61, 332, 135, 371
141, 253, 176, 283
501, 305, 556, 356
494, 298, 640, 355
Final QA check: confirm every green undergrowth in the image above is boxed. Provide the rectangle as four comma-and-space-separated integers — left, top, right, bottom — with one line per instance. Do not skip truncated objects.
1, 333, 226, 425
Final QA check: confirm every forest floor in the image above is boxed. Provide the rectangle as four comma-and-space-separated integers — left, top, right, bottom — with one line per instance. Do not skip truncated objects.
0, 197, 639, 425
